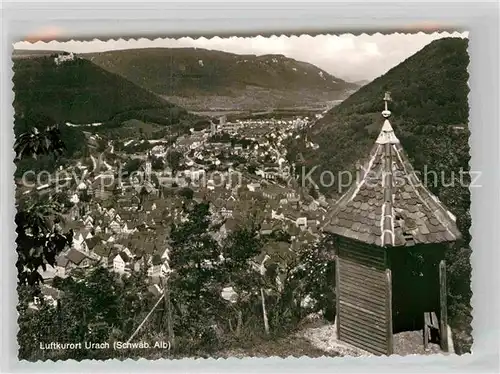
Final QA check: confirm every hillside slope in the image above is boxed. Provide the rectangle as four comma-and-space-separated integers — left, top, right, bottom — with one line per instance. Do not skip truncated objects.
291, 37, 469, 196
13, 53, 204, 175
288, 37, 471, 353
83, 48, 358, 110
13, 53, 194, 127
330, 37, 469, 126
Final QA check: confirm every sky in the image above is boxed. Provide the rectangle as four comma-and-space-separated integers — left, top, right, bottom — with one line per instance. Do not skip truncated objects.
14, 31, 468, 82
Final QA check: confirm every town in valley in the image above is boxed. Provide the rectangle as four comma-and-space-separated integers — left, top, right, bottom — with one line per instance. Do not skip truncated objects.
13, 33, 472, 360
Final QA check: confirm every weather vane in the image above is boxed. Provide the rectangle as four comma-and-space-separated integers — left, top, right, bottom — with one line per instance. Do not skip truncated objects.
382, 91, 392, 118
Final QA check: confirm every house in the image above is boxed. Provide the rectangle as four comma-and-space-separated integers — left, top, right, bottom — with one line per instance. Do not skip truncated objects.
260, 222, 274, 236
54, 255, 69, 278
109, 220, 122, 233
206, 179, 216, 190
83, 215, 94, 227
40, 284, 64, 303
28, 284, 64, 312
160, 246, 171, 263
247, 182, 261, 192
221, 286, 238, 303
91, 174, 115, 200
124, 262, 133, 274
71, 232, 85, 249
68, 204, 81, 221
92, 243, 112, 265
263, 167, 280, 180
147, 263, 169, 285
121, 247, 134, 259
66, 247, 95, 268
104, 207, 116, 220
117, 223, 137, 236
296, 216, 308, 230
187, 168, 206, 182
37, 264, 57, 284
219, 218, 240, 239
271, 209, 285, 220
85, 236, 102, 252
262, 185, 297, 201
108, 252, 130, 274
285, 209, 302, 224
54, 52, 76, 65
221, 200, 235, 218
83, 230, 94, 241
308, 225, 319, 235
133, 255, 148, 272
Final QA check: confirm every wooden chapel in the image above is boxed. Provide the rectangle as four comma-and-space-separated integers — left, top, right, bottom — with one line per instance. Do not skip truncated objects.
324, 93, 462, 355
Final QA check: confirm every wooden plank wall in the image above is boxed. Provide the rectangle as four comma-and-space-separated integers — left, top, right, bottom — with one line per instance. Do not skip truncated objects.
337, 237, 390, 355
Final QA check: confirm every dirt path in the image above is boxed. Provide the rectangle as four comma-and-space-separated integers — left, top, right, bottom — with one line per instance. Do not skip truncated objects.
217, 322, 444, 358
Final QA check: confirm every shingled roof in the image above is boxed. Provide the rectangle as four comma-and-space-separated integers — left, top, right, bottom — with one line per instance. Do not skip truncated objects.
324, 95, 462, 247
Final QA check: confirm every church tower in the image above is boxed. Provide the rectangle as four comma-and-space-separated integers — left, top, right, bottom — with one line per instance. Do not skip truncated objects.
145, 150, 152, 179
210, 120, 217, 135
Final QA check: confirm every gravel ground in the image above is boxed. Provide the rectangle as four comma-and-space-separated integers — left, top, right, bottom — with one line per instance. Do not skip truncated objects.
299, 323, 444, 357
216, 322, 445, 358
393, 330, 442, 355
298, 324, 372, 357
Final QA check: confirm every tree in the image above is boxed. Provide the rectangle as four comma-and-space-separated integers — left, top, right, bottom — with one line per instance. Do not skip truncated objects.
152, 156, 165, 171
289, 237, 336, 320
218, 224, 265, 336
247, 163, 258, 174
168, 202, 223, 351
123, 158, 142, 176
309, 185, 319, 199
17, 266, 150, 361
16, 197, 73, 287
14, 123, 74, 286
95, 137, 108, 152
52, 191, 73, 209
178, 187, 194, 200
166, 151, 183, 173
14, 126, 66, 161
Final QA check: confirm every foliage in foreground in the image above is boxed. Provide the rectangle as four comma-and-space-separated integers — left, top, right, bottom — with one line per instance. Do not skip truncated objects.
18, 202, 335, 360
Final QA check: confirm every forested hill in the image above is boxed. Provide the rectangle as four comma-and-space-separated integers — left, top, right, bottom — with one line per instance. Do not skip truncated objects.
291, 37, 469, 199
330, 37, 469, 126
288, 37, 471, 352
13, 53, 197, 130
83, 48, 358, 110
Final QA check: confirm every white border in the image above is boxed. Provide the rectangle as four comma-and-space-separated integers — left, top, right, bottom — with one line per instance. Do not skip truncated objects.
1, 1, 499, 373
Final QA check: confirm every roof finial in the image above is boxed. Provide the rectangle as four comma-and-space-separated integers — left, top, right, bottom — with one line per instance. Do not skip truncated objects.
382, 91, 392, 118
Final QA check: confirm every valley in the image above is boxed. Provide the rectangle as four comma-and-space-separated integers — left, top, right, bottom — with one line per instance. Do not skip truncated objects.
13, 35, 472, 360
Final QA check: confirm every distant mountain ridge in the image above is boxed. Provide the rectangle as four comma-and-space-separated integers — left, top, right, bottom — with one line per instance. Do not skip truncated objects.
83, 48, 358, 110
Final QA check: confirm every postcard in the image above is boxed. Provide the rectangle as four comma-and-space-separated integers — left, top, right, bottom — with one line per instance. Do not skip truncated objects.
12, 31, 471, 361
